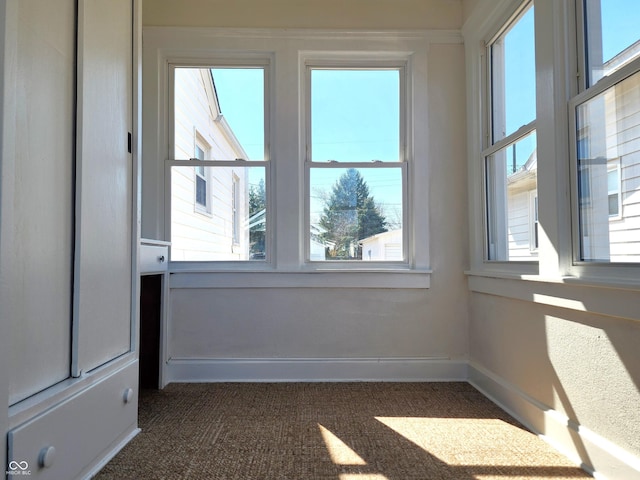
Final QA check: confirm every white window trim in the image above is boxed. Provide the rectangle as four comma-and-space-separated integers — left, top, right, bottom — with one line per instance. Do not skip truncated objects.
464, 0, 640, 289
568, 57, 640, 280
302, 58, 410, 266
481, 0, 539, 267
143, 27, 450, 287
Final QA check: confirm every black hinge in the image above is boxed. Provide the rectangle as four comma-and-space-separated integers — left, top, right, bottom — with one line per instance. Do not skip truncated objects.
128, 132, 132, 153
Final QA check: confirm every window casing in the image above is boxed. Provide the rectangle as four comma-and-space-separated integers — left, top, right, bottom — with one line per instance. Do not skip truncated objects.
570, 0, 640, 266
305, 64, 408, 263
169, 63, 268, 262
483, 1, 538, 263
145, 30, 433, 282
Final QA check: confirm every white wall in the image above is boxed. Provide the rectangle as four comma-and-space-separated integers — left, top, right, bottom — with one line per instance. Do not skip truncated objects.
463, 1, 640, 478
143, 0, 462, 30
142, 1, 469, 381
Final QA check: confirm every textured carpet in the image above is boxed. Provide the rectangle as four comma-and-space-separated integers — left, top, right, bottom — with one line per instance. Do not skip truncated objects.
94, 383, 592, 479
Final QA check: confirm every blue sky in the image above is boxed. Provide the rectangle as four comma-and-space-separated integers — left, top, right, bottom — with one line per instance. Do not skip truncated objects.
599, 0, 640, 61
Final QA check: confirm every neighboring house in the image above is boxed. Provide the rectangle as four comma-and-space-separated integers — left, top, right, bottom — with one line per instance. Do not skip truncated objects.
507, 151, 538, 260
360, 229, 403, 261
578, 68, 640, 262
172, 68, 250, 261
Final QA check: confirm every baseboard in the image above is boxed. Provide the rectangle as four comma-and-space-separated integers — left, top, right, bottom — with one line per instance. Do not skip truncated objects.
468, 362, 640, 480
165, 357, 468, 383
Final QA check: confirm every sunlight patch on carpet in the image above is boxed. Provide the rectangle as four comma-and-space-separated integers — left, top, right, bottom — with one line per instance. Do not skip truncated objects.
318, 424, 367, 466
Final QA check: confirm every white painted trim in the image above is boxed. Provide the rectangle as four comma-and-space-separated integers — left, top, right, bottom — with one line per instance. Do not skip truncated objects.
144, 26, 463, 44
80, 427, 140, 480
169, 270, 431, 289
166, 357, 467, 383
466, 273, 640, 321
469, 362, 640, 480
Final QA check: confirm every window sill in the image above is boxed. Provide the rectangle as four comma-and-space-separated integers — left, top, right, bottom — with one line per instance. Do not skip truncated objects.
465, 270, 640, 321
169, 267, 431, 289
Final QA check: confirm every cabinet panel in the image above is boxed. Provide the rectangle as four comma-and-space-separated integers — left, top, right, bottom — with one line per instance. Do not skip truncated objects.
8, 362, 138, 480
74, 0, 133, 374
4, 0, 76, 405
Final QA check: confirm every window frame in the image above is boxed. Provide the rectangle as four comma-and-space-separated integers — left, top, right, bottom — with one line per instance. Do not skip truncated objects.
481, 0, 538, 265
193, 135, 211, 216
568, 59, 640, 272
567, 0, 640, 278
144, 29, 435, 285
303, 60, 410, 265
166, 59, 271, 265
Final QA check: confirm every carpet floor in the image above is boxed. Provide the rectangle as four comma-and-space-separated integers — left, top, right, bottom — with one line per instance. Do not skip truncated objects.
94, 382, 592, 480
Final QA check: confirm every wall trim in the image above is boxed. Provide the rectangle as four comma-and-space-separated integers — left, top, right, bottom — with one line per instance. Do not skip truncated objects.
468, 361, 640, 480
165, 357, 468, 383
169, 270, 431, 289
144, 26, 463, 45
467, 273, 640, 322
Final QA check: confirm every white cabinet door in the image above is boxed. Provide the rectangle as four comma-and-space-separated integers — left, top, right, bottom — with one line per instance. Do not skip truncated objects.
3, 0, 76, 405
73, 0, 133, 375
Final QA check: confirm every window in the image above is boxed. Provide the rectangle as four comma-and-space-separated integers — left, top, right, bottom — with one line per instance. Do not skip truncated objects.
170, 65, 267, 261
607, 161, 621, 218
147, 31, 430, 277
572, 0, 640, 264
484, 1, 537, 261
194, 142, 209, 212
529, 191, 539, 251
306, 67, 406, 262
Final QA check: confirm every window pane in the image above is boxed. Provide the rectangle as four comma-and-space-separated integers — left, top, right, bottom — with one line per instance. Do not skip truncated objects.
310, 168, 402, 261
485, 131, 538, 261
576, 71, 640, 262
585, 0, 640, 85
491, 4, 536, 142
174, 67, 265, 160
311, 69, 400, 162
171, 166, 266, 261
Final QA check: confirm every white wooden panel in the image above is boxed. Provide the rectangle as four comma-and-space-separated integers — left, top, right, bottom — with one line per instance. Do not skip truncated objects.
8, 362, 138, 480
140, 244, 168, 274
4, 0, 75, 404
74, 0, 133, 374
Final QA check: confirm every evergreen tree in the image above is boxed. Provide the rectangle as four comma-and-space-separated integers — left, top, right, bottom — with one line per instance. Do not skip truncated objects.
319, 168, 387, 259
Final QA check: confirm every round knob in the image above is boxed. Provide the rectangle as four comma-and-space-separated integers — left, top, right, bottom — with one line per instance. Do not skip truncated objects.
39, 446, 56, 468
123, 387, 134, 404
158, 255, 165, 263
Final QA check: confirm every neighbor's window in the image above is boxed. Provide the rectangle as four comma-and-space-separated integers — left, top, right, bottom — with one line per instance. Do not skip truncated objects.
572, 1, 640, 264
194, 141, 210, 213
484, 1, 537, 261
307, 67, 406, 262
170, 66, 267, 261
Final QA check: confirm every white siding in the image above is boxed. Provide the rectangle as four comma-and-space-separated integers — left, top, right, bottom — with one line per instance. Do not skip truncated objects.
171, 68, 249, 261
